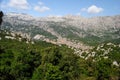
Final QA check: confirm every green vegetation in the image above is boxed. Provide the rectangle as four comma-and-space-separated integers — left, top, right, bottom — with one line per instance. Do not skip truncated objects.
2, 22, 57, 40
0, 31, 120, 80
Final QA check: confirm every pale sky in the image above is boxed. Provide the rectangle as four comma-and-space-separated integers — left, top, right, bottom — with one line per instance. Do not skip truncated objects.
0, 0, 120, 17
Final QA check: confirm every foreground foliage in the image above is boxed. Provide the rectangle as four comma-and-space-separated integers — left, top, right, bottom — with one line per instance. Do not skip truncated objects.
0, 31, 120, 80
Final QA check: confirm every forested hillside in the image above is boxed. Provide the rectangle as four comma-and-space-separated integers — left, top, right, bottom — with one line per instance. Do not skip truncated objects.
0, 30, 120, 80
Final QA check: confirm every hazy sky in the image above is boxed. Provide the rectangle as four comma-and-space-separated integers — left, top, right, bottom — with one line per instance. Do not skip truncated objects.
0, 0, 120, 17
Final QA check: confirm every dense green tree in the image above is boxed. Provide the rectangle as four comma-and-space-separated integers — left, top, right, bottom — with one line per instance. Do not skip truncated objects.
32, 63, 63, 80
96, 59, 115, 80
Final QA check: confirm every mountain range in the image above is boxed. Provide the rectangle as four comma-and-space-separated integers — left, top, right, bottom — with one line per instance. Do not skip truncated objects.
1, 13, 120, 50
